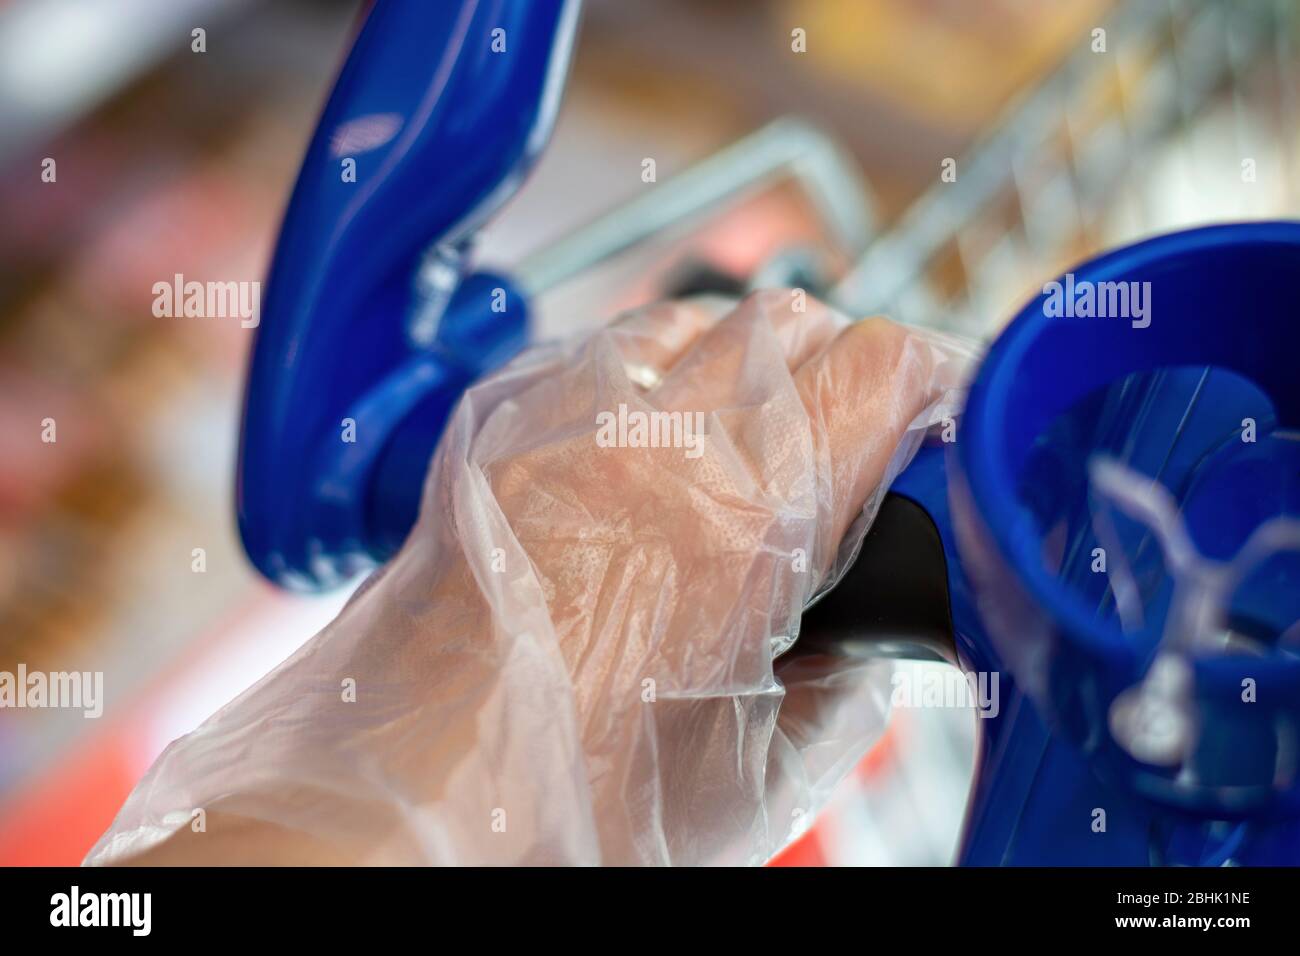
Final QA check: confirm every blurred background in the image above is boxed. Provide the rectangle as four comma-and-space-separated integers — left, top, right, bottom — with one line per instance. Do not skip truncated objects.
0, 0, 1295, 865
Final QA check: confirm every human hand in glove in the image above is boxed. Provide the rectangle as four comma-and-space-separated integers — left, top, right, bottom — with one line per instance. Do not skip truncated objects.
88, 290, 970, 866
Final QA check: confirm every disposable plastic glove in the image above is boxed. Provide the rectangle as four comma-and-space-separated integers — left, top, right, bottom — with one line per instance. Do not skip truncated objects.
87, 290, 972, 866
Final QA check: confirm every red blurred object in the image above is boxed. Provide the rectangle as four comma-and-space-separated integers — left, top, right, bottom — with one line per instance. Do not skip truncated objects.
0, 722, 143, 866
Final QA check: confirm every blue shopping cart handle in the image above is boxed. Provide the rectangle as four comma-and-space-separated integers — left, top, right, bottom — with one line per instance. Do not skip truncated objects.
799, 223, 1300, 863
237, 0, 581, 587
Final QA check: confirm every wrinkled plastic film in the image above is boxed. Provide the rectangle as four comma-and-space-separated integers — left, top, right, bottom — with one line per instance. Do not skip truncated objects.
1091, 456, 1300, 767
88, 291, 976, 866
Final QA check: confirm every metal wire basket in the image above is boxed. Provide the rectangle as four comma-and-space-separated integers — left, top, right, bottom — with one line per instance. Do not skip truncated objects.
833, 0, 1298, 337
524, 0, 1297, 342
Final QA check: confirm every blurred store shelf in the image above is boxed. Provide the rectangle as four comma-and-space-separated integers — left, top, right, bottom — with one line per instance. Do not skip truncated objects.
0, 0, 366, 843
0, 0, 254, 165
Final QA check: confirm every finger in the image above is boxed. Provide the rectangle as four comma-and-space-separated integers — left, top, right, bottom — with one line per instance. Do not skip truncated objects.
794, 317, 938, 548
771, 652, 893, 799
652, 289, 843, 409
738, 288, 845, 370
606, 297, 731, 388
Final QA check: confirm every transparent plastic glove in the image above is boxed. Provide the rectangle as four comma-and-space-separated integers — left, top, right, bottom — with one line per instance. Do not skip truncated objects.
87, 290, 973, 866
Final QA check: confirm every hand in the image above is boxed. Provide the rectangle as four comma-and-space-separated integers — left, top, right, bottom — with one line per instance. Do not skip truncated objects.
88, 291, 970, 866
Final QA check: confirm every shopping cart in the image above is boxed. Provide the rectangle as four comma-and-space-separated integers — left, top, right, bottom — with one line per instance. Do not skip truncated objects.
238, 0, 1300, 865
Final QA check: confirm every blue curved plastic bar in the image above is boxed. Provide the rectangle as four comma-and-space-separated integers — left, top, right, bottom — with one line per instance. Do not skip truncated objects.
238, 0, 580, 587
895, 221, 1300, 863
